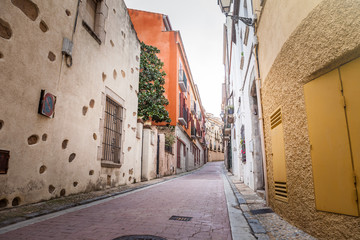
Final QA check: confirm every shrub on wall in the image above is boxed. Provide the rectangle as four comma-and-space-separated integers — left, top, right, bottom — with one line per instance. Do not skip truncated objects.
138, 42, 171, 123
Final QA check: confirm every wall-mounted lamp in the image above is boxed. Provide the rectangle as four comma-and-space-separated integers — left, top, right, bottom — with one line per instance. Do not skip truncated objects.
226, 13, 254, 26
218, 0, 255, 26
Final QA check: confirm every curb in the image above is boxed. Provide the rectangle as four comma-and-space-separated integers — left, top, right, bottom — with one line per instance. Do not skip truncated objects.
223, 170, 268, 238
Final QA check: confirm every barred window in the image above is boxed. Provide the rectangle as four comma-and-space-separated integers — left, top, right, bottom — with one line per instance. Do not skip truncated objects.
102, 97, 123, 163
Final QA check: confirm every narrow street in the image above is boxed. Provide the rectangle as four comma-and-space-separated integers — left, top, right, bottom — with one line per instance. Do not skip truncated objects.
0, 162, 243, 240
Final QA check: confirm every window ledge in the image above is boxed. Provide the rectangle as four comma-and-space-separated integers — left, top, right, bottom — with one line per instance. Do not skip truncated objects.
82, 21, 101, 45
101, 160, 121, 168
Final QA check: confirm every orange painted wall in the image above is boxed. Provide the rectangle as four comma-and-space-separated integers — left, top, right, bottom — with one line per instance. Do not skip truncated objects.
128, 9, 179, 127
129, 9, 201, 139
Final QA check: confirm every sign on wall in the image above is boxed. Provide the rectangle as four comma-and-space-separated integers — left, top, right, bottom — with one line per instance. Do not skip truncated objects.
38, 90, 56, 118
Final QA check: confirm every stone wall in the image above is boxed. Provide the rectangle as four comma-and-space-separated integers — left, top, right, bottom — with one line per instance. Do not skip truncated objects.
0, 0, 140, 207
257, 0, 360, 238
208, 151, 224, 162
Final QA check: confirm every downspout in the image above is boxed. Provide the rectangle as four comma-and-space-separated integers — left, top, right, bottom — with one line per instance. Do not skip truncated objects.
156, 134, 160, 177
253, 43, 269, 206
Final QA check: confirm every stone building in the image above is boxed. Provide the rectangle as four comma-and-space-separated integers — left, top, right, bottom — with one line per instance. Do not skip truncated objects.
251, 0, 360, 238
205, 113, 224, 162
128, 9, 207, 176
0, 0, 141, 208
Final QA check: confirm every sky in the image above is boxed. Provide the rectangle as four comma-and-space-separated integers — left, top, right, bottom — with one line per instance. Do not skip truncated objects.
124, 0, 226, 117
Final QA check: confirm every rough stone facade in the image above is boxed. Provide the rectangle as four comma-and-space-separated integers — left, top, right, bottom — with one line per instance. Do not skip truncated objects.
0, 0, 140, 208
254, 0, 360, 238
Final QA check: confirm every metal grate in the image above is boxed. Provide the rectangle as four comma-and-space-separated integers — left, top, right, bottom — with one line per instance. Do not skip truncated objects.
270, 108, 282, 129
102, 97, 123, 163
250, 208, 274, 215
169, 216, 192, 221
113, 236, 167, 240
274, 181, 288, 202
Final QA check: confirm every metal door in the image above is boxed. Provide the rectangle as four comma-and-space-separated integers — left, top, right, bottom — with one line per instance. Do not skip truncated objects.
270, 108, 288, 202
339, 57, 360, 208
304, 68, 358, 216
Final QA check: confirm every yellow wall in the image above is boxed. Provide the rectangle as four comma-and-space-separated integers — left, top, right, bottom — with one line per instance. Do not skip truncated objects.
255, 0, 360, 238
254, 0, 322, 81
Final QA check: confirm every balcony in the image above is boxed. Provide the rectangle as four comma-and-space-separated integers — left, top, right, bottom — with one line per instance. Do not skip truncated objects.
191, 101, 196, 114
178, 69, 187, 92
224, 124, 231, 136
191, 126, 196, 139
227, 114, 234, 123
196, 120, 201, 138
178, 106, 188, 126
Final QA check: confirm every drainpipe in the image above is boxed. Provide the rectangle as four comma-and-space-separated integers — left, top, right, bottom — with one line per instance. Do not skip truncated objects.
254, 43, 269, 206
156, 134, 160, 177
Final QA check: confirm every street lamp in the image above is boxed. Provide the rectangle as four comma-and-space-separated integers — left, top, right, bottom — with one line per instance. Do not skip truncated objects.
218, 0, 231, 13
218, 0, 255, 26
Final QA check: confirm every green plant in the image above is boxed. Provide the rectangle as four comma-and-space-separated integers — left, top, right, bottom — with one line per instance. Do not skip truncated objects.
138, 42, 171, 123
165, 133, 176, 147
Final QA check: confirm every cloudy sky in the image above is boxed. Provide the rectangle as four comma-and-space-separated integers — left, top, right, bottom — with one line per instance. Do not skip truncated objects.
124, 0, 226, 116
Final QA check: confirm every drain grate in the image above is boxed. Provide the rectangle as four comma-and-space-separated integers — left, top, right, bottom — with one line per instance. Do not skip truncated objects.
169, 215, 192, 221
113, 235, 167, 240
250, 208, 273, 215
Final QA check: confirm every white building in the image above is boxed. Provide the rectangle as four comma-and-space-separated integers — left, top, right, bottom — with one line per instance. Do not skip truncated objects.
219, 0, 264, 191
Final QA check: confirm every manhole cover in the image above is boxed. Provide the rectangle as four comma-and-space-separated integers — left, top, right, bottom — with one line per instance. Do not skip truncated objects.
169, 215, 192, 221
250, 208, 273, 215
113, 235, 167, 240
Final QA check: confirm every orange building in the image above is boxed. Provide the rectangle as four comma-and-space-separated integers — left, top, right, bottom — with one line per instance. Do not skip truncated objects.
128, 9, 207, 172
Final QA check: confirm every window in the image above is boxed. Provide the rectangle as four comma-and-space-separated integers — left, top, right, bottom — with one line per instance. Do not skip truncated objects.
102, 97, 123, 164
85, 0, 97, 30
0, 150, 10, 174
82, 0, 108, 44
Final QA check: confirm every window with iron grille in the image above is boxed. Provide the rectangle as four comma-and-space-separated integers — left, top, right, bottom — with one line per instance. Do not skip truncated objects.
102, 97, 123, 163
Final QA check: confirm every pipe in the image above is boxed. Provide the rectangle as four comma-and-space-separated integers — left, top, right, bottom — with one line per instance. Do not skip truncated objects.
254, 44, 269, 206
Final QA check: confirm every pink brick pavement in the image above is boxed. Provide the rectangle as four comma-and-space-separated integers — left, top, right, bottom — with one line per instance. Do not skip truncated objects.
0, 162, 231, 240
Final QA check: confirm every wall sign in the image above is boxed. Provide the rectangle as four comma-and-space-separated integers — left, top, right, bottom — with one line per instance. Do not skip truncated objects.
38, 90, 56, 118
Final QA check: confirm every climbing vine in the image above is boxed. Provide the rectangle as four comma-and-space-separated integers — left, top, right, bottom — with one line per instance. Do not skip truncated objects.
138, 42, 171, 123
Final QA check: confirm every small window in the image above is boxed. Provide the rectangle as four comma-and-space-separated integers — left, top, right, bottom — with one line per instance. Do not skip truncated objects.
82, 0, 108, 44
0, 150, 10, 174
102, 97, 123, 164
85, 0, 97, 30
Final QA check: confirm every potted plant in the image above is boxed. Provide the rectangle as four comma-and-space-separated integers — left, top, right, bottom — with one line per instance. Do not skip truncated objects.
226, 105, 234, 114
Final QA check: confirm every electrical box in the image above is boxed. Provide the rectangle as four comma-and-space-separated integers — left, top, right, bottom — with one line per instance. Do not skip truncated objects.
62, 37, 73, 56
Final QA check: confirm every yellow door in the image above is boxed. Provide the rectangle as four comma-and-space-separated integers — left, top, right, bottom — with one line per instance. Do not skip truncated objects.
339, 57, 360, 208
270, 108, 288, 202
304, 68, 359, 216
